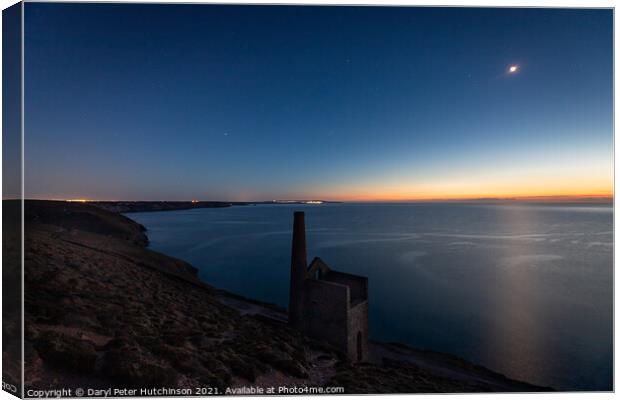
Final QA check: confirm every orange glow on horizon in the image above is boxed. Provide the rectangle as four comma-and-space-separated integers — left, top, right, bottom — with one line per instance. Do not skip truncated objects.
38, 186, 614, 204
305, 179, 613, 203
315, 186, 613, 202
328, 192, 614, 203
41, 175, 614, 204
26, 190, 613, 204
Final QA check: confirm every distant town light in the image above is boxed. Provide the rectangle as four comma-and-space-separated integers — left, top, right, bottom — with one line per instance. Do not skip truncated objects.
272, 200, 324, 204
66, 199, 89, 203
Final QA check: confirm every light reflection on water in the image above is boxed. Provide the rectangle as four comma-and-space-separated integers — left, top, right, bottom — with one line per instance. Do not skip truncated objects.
130, 203, 612, 391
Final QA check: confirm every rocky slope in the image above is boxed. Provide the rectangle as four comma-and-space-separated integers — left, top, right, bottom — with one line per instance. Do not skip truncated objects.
89, 201, 234, 214
18, 200, 550, 394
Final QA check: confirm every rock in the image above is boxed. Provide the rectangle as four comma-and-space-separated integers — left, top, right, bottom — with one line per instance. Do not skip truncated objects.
33, 331, 96, 372
228, 355, 258, 382
101, 349, 178, 388
271, 359, 309, 379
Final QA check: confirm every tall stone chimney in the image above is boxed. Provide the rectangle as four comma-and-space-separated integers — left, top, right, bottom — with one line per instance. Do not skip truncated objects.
288, 211, 307, 329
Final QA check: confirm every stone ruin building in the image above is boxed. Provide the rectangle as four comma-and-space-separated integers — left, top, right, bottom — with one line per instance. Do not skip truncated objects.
288, 211, 369, 362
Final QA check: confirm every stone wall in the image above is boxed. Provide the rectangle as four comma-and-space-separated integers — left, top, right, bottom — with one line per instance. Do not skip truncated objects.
303, 279, 349, 352
346, 300, 369, 361
323, 271, 368, 303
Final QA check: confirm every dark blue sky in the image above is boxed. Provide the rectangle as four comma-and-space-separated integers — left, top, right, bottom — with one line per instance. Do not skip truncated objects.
24, 4, 612, 201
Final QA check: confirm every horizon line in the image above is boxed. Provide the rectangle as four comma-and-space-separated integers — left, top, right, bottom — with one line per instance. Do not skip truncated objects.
9, 193, 614, 204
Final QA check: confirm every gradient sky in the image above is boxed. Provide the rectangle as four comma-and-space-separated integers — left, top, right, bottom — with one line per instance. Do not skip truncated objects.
24, 4, 613, 201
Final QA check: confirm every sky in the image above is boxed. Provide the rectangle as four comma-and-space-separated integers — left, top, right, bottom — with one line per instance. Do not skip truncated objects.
23, 4, 613, 201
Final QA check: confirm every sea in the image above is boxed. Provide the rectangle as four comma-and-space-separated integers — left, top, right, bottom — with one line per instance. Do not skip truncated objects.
129, 202, 613, 391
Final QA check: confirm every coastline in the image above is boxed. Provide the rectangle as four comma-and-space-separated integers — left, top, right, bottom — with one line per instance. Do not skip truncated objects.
18, 200, 552, 393
88, 200, 342, 214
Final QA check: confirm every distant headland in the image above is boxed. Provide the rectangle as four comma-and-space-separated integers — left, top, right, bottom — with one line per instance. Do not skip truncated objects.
65, 199, 342, 213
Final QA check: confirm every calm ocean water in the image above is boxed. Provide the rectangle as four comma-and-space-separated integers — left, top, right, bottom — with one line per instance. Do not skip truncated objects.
130, 203, 613, 391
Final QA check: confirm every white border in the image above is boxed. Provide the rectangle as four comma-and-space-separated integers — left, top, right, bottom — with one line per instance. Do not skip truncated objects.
0, 2, 616, 400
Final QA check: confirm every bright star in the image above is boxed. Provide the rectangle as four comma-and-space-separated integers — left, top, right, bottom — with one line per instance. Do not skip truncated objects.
508, 65, 519, 73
